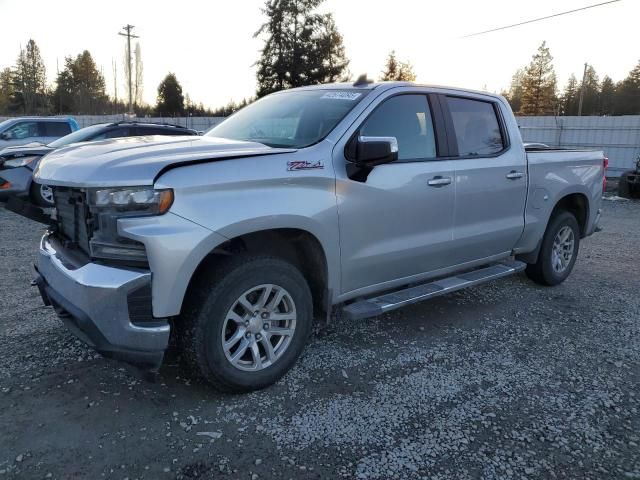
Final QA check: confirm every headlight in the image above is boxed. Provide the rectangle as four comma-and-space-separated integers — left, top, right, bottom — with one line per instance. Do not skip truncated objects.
84, 187, 174, 264
89, 187, 174, 214
3, 155, 39, 168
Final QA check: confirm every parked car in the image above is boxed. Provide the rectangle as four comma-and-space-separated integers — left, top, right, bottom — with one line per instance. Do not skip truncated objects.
0, 117, 78, 149
26, 81, 605, 393
0, 121, 198, 205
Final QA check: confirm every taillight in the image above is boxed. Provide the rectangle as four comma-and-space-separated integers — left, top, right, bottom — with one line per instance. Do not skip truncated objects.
603, 157, 608, 192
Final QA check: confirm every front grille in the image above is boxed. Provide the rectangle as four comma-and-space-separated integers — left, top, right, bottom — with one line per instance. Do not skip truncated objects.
53, 187, 92, 254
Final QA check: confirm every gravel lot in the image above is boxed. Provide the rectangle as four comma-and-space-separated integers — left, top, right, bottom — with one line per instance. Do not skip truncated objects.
1, 198, 639, 480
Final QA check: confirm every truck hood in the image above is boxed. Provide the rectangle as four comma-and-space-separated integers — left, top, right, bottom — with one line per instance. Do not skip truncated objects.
0, 144, 52, 159
34, 136, 296, 187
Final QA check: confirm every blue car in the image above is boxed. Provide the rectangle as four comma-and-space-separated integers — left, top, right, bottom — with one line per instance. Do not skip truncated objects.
0, 117, 78, 149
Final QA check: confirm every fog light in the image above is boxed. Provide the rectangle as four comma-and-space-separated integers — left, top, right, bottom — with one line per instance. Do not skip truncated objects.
90, 240, 148, 262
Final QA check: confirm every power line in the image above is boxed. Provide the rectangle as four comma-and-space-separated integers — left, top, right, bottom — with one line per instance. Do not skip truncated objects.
461, 0, 622, 38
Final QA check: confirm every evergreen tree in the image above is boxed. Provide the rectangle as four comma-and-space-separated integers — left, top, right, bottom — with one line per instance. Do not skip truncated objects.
561, 74, 579, 115
599, 75, 616, 115
14, 39, 48, 114
615, 60, 640, 115
504, 69, 525, 114
254, 0, 349, 97
380, 51, 416, 82
520, 42, 557, 116
156, 73, 184, 115
0, 68, 18, 113
52, 51, 108, 114
579, 64, 600, 115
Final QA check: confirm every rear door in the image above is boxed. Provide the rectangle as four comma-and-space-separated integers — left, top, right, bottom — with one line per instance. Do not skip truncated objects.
442, 95, 527, 264
335, 91, 458, 296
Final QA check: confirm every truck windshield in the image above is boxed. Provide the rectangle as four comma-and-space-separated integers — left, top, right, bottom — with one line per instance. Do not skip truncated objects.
206, 89, 369, 148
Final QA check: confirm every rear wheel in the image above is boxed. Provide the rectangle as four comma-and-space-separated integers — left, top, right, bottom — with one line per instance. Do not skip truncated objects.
177, 255, 313, 393
525, 211, 580, 286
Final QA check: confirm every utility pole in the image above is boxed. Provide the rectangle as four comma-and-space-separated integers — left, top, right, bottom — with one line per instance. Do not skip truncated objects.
118, 24, 139, 115
577, 62, 587, 117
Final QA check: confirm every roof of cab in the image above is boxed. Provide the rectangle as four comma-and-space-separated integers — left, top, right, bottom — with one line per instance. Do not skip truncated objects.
288, 80, 503, 100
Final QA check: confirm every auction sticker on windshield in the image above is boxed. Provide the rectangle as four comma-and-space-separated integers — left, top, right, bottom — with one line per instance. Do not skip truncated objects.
321, 92, 362, 100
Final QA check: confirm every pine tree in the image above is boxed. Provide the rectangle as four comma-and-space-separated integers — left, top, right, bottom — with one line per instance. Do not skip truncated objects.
561, 74, 579, 115
254, 0, 349, 97
156, 73, 184, 116
0, 68, 17, 113
504, 69, 525, 114
615, 60, 640, 115
580, 64, 600, 115
599, 75, 616, 115
520, 42, 557, 116
14, 39, 47, 114
52, 51, 108, 114
380, 51, 416, 82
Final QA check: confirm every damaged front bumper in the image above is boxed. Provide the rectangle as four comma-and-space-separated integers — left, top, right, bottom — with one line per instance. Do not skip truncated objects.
35, 233, 170, 370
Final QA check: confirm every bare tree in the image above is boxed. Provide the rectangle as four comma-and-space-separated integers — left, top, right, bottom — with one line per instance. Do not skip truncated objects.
134, 43, 143, 107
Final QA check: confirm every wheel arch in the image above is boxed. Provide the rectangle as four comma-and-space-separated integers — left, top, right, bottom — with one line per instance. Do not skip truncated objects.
517, 191, 589, 264
184, 227, 331, 321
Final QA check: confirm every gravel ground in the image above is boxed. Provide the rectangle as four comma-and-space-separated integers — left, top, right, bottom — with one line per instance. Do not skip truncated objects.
0, 198, 639, 480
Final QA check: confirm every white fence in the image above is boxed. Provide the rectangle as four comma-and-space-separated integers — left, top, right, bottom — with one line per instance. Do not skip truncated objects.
516, 115, 640, 176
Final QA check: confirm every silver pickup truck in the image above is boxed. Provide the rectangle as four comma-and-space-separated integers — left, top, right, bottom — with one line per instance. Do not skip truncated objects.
31, 81, 605, 392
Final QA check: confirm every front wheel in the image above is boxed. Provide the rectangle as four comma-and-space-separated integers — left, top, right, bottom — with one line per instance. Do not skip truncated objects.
29, 182, 54, 207
525, 211, 580, 286
177, 255, 313, 393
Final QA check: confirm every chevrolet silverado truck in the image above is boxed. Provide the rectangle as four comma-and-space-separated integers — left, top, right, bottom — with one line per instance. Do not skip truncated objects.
30, 81, 605, 392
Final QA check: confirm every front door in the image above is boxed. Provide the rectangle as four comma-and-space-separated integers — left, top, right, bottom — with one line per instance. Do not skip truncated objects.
334, 92, 457, 296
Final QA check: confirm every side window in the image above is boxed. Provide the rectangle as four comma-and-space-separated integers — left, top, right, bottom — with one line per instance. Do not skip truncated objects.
90, 128, 130, 140
136, 127, 176, 136
42, 122, 72, 137
3, 121, 39, 140
360, 95, 437, 161
447, 97, 505, 156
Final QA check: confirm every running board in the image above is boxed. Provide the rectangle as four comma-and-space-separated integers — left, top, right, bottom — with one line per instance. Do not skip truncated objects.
341, 261, 527, 320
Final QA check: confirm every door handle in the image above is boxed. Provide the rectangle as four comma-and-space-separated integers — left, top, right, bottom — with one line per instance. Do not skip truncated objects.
506, 171, 524, 180
427, 176, 452, 187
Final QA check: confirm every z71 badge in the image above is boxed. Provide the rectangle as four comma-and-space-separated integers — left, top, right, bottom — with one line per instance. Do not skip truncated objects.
287, 160, 324, 171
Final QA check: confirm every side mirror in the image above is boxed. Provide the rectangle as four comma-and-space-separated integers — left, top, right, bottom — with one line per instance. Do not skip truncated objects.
0, 132, 10, 141
353, 136, 398, 167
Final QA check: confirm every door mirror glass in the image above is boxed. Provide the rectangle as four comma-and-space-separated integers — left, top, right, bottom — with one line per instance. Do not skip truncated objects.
354, 136, 398, 166
0, 132, 9, 140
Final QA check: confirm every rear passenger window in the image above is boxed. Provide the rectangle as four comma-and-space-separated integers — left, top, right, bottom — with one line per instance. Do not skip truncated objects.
42, 122, 72, 137
360, 95, 437, 161
447, 97, 505, 156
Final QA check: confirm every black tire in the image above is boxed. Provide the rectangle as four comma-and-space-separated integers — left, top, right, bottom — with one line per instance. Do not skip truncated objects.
177, 255, 313, 393
29, 181, 54, 207
525, 211, 580, 286
618, 172, 631, 198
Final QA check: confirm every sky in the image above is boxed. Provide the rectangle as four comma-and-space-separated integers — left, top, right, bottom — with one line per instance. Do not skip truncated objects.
0, 0, 638, 109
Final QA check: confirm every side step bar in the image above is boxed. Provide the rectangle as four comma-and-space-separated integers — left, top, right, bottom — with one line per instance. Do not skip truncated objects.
341, 260, 527, 320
